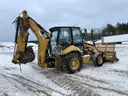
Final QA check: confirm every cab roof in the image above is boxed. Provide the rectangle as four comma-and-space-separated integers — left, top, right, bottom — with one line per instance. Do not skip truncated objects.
49, 26, 80, 32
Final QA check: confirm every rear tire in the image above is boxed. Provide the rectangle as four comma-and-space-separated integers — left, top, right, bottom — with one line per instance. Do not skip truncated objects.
63, 52, 82, 74
92, 54, 104, 67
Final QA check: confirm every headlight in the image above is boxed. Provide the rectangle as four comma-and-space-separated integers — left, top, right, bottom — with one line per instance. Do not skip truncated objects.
52, 45, 62, 55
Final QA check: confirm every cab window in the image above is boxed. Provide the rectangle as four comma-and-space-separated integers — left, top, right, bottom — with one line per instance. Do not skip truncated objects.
72, 28, 83, 44
51, 30, 58, 50
59, 28, 71, 45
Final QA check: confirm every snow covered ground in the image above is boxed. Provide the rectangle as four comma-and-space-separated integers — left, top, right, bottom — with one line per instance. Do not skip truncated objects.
0, 42, 128, 96
103, 34, 128, 43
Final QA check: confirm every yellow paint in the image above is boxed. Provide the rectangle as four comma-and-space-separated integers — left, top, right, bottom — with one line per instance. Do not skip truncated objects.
17, 31, 29, 52
71, 58, 80, 70
12, 30, 29, 64
62, 45, 82, 55
82, 55, 91, 64
38, 39, 49, 68
28, 19, 50, 68
12, 54, 20, 64
84, 44, 98, 53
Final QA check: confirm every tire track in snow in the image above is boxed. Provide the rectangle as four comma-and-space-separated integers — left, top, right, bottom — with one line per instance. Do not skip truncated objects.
70, 73, 128, 96
40, 69, 128, 96
0, 73, 50, 96
108, 69, 128, 77
1, 73, 21, 90
40, 69, 99, 96
0, 72, 67, 96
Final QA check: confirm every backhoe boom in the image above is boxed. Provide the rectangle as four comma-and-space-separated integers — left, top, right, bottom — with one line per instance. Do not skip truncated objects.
12, 10, 50, 68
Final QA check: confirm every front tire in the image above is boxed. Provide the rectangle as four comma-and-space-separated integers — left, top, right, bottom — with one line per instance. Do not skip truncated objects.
63, 52, 82, 74
92, 54, 104, 67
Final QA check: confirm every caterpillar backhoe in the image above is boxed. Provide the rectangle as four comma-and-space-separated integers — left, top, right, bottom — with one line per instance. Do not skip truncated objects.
12, 10, 118, 73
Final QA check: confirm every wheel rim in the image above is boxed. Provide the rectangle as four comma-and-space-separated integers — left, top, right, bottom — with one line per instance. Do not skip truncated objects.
98, 55, 103, 64
71, 58, 80, 70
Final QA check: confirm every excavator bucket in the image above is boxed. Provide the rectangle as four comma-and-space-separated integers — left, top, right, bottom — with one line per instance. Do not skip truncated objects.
95, 43, 119, 62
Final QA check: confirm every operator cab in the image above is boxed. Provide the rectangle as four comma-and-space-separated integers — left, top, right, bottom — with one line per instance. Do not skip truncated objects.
49, 26, 84, 55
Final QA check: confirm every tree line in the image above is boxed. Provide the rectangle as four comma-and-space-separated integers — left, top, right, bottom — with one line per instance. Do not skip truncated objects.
83, 22, 128, 41
102, 22, 128, 36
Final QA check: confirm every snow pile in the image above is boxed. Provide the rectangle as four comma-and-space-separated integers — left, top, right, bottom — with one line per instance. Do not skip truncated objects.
0, 42, 14, 52
0, 42, 38, 52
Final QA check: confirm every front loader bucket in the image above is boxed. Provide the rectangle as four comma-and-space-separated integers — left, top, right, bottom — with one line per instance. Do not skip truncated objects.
95, 43, 119, 62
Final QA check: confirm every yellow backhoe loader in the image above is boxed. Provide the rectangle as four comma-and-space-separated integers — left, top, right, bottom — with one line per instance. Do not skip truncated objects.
12, 10, 119, 73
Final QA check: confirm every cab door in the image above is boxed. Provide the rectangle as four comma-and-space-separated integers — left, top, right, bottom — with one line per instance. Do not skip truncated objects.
58, 28, 72, 48
72, 28, 84, 50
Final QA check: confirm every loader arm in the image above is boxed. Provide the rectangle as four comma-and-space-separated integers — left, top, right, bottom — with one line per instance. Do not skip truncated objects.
12, 10, 51, 68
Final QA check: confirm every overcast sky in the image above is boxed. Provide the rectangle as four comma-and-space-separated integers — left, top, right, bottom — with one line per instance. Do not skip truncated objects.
0, 0, 128, 42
